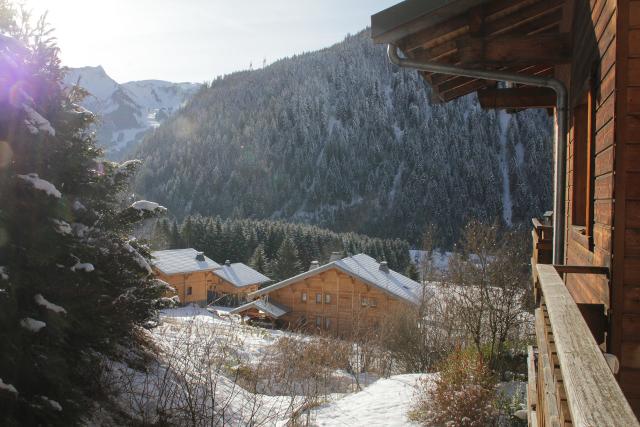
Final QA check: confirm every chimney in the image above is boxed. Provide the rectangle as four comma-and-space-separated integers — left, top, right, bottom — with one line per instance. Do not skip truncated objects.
309, 260, 320, 270
225, 260, 231, 266
195, 252, 205, 261
379, 261, 389, 273
329, 251, 342, 262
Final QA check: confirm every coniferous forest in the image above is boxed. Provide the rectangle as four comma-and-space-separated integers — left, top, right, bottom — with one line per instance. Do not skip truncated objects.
149, 217, 413, 282
133, 29, 554, 247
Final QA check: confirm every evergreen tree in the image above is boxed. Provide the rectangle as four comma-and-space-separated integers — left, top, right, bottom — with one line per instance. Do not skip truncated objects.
405, 262, 420, 281
249, 244, 268, 275
268, 236, 302, 281
0, 16, 168, 425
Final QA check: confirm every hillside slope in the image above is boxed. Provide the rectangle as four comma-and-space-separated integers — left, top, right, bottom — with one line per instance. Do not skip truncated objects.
133, 30, 552, 245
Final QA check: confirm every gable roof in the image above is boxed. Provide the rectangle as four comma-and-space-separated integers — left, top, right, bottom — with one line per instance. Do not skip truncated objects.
229, 299, 290, 319
249, 253, 428, 305
213, 262, 271, 288
151, 248, 220, 275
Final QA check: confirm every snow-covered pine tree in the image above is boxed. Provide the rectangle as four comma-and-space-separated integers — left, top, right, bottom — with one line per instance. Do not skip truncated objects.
0, 12, 169, 425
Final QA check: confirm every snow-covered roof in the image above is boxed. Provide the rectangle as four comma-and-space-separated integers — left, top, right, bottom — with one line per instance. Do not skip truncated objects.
229, 299, 290, 319
151, 248, 221, 275
250, 253, 427, 305
213, 262, 271, 288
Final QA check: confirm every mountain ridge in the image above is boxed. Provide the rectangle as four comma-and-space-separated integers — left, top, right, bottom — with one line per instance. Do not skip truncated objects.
64, 66, 200, 158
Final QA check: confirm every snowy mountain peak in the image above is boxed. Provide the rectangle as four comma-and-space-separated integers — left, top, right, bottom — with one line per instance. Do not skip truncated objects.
63, 66, 200, 159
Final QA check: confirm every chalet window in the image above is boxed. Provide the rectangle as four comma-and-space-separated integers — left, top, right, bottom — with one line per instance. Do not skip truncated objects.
325, 293, 331, 304
325, 317, 331, 330
316, 293, 322, 304
370, 298, 377, 308
301, 292, 307, 302
186, 286, 192, 296
315, 316, 322, 328
571, 82, 595, 247
361, 297, 368, 307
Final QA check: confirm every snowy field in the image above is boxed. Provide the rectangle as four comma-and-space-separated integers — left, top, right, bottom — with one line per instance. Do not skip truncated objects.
98, 306, 426, 426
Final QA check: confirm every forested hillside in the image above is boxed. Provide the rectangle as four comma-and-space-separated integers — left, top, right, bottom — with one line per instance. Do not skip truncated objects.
134, 29, 553, 246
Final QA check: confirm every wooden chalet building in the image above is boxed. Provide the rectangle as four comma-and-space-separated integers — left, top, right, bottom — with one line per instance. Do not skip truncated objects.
231, 253, 427, 337
371, 0, 640, 425
151, 248, 221, 305
208, 260, 272, 306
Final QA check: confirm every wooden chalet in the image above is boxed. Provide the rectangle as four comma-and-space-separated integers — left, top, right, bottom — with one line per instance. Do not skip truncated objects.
372, 0, 640, 424
151, 248, 221, 305
231, 254, 428, 337
208, 260, 272, 306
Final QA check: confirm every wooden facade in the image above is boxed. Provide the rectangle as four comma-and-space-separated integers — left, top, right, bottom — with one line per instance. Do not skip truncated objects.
154, 269, 218, 306
262, 267, 411, 337
372, 0, 640, 423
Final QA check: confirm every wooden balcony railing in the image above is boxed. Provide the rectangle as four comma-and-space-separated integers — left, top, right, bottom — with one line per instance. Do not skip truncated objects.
528, 263, 639, 426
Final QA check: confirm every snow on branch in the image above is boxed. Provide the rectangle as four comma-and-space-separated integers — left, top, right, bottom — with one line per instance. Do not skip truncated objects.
118, 159, 142, 173
22, 104, 56, 136
17, 173, 62, 198
34, 294, 67, 314
0, 377, 18, 395
20, 317, 46, 332
40, 396, 62, 411
130, 200, 167, 215
52, 219, 72, 235
71, 262, 95, 273
124, 240, 153, 274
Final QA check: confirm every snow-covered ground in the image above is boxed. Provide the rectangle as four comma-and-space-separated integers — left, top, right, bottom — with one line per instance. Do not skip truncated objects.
311, 374, 430, 427
102, 306, 426, 426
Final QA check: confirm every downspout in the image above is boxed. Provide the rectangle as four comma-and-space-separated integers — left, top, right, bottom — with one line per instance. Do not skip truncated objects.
387, 44, 568, 264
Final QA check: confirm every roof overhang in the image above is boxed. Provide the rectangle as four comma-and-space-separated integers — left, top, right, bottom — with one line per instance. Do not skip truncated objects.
229, 300, 290, 319
371, 0, 572, 103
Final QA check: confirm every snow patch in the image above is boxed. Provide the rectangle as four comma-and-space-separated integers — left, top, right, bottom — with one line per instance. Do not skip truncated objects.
20, 317, 46, 332
34, 294, 66, 314
71, 262, 95, 272
0, 266, 8, 280
498, 110, 513, 226
0, 378, 18, 395
515, 142, 525, 166
17, 173, 62, 198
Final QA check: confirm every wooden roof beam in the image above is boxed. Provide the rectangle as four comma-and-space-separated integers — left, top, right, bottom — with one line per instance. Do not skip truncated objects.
458, 33, 572, 66
477, 87, 557, 109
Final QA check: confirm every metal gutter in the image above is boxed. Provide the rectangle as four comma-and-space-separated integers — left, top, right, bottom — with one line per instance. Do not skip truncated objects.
387, 44, 568, 264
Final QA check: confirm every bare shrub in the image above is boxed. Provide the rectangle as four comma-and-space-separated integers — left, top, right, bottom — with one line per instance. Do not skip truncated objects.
411, 347, 498, 426
445, 221, 532, 373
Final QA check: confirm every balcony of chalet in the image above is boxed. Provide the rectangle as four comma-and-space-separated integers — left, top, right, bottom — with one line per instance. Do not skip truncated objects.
529, 218, 635, 426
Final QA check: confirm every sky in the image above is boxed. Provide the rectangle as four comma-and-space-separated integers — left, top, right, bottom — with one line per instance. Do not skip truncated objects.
24, 0, 399, 84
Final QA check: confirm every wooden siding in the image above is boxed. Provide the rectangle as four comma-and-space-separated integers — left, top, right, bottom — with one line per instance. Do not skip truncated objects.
265, 268, 411, 337
563, 0, 617, 309
615, 0, 640, 417
155, 269, 217, 305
